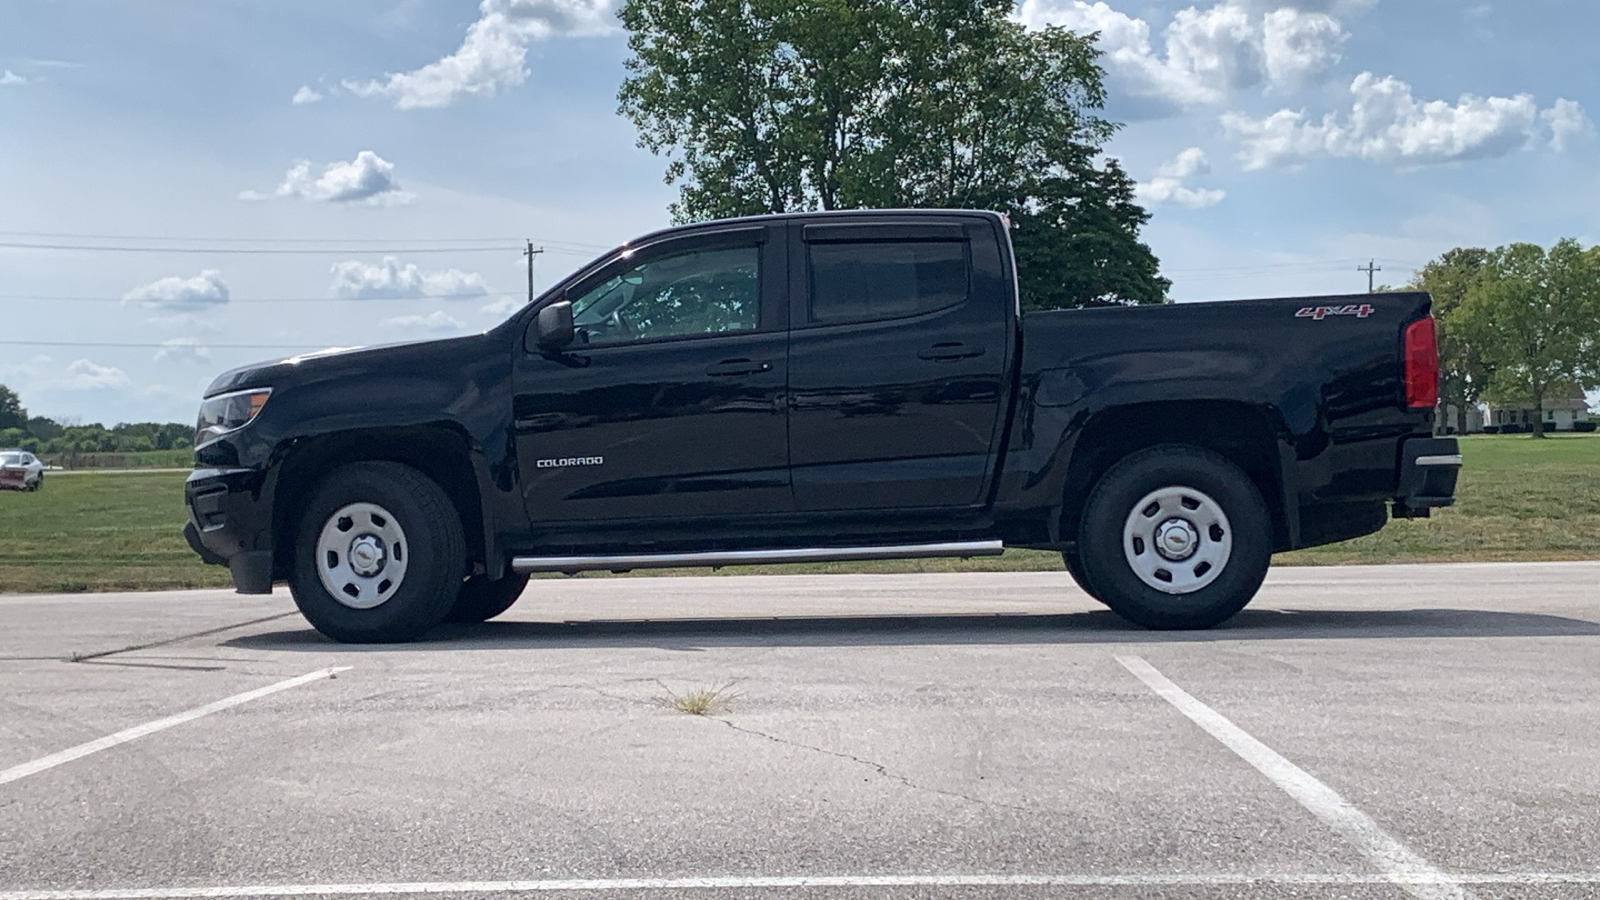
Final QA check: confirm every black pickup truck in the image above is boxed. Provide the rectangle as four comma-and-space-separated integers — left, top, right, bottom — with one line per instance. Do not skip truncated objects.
185, 210, 1460, 642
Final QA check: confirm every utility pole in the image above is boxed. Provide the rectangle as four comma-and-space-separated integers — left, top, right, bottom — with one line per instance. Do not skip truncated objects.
1358, 259, 1382, 293
524, 241, 544, 305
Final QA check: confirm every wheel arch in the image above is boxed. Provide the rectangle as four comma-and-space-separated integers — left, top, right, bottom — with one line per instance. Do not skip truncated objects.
269, 424, 488, 580
1059, 400, 1291, 551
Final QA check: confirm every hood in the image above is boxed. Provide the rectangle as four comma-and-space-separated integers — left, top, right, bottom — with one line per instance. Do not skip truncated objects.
203, 334, 493, 397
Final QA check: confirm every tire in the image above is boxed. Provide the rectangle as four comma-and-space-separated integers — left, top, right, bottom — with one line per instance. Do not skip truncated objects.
1077, 444, 1271, 630
27, 473, 42, 492
1060, 545, 1104, 604
445, 573, 529, 623
288, 461, 466, 643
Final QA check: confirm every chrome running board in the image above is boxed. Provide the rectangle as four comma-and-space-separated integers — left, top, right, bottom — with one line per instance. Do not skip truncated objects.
511, 540, 1005, 574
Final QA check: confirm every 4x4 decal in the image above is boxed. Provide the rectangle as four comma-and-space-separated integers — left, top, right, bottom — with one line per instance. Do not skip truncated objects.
1297, 303, 1375, 320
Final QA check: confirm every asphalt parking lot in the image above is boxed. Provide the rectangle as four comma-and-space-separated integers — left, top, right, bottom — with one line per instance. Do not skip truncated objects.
2, 562, 1598, 900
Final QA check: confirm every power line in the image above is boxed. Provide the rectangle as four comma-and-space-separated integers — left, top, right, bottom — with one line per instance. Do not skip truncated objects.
0, 293, 528, 304
1, 340, 330, 350
0, 229, 613, 252
0, 241, 530, 255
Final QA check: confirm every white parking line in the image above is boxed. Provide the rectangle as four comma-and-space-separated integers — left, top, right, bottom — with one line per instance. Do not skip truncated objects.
2, 872, 1599, 899
1116, 655, 1469, 900
0, 667, 351, 787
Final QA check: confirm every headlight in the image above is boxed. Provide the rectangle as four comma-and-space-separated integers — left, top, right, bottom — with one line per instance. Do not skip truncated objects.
195, 388, 272, 446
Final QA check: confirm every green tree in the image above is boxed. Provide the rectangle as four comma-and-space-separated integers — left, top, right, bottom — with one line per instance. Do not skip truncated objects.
1410, 248, 1490, 435
1453, 239, 1600, 438
618, 0, 1169, 310
0, 384, 26, 432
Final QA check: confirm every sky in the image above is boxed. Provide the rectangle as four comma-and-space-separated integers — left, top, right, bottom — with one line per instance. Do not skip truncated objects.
1, 0, 1596, 426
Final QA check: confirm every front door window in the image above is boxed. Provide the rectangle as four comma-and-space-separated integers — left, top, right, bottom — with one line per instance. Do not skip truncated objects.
571, 246, 760, 345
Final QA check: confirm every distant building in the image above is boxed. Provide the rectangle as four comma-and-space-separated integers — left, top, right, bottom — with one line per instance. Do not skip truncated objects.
1480, 390, 1593, 432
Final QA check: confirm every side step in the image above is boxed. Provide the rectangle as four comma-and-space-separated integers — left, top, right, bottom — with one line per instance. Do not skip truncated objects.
511, 540, 1005, 574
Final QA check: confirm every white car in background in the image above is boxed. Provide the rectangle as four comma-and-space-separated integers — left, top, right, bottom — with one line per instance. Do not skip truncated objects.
0, 450, 44, 491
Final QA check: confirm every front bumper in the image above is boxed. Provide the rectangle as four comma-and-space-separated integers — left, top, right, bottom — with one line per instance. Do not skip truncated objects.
1392, 436, 1461, 518
184, 466, 276, 593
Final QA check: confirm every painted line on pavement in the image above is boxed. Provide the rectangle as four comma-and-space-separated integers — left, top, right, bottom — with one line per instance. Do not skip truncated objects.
1116, 654, 1469, 900
0, 667, 351, 787
1, 872, 1598, 898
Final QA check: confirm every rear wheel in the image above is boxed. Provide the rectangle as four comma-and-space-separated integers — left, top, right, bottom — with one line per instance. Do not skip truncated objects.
288, 461, 465, 643
1077, 445, 1271, 630
445, 573, 530, 623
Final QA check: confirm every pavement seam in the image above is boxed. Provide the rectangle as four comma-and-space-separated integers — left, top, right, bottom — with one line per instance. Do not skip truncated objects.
65, 612, 299, 663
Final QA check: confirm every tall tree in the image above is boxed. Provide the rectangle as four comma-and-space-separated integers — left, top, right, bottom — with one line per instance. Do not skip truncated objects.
1410, 248, 1489, 435
618, 0, 1170, 309
1453, 239, 1600, 438
0, 384, 26, 432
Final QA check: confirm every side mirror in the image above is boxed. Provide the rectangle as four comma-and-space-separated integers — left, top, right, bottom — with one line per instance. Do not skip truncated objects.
531, 300, 574, 352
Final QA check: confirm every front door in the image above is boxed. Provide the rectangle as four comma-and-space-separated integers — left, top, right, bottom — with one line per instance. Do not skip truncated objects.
512, 225, 790, 525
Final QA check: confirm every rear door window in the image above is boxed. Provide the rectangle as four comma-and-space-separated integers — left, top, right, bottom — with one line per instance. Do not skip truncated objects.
807, 240, 968, 325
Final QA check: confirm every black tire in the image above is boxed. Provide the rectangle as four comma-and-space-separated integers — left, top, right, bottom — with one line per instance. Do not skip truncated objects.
1077, 444, 1271, 630
445, 572, 529, 623
1060, 545, 1104, 604
28, 473, 42, 492
288, 461, 466, 643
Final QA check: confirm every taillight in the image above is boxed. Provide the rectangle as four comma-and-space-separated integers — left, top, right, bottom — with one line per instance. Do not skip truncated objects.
1404, 317, 1438, 409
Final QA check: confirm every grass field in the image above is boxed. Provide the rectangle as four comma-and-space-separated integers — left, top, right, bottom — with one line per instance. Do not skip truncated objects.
1, 434, 1595, 593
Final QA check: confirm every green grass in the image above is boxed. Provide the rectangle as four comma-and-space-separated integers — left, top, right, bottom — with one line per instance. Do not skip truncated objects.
1, 434, 1594, 593
0, 471, 230, 593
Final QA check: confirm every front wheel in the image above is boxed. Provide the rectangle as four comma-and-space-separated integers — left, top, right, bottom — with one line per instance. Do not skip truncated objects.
1077, 445, 1271, 630
288, 461, 465, 643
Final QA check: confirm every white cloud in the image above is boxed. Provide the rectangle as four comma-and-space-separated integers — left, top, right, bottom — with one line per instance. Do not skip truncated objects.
153, 338, 212, 364
0, 70, 26, 86
1261, 8, 1344, 89
329, 257, 491, 299
123, 270, 230, 309
481, 296, 524, 315
63, 359, 130, 391
1223, 73, 1581, 169
291, 85, 323, 105
241, 151, 414, 204
1137, 147, 1227, 208
1542, 99, 1591, 152
344, 0, 619, 109
1014, 0, 1345, 110
382, 310, 465, 332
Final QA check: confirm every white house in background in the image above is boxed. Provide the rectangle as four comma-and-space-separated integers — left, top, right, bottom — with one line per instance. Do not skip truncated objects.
1442, 403, 1485, 434
1481, 390, 1593, 432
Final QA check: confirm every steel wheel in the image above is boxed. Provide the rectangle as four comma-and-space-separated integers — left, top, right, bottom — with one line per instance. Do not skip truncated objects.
1121, 486, 1232, 595
316, 502, 410, 609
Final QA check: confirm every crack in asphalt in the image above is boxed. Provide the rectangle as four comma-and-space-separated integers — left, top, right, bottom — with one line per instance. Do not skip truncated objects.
66, 611, 299, 663
711, 716, 1033, 814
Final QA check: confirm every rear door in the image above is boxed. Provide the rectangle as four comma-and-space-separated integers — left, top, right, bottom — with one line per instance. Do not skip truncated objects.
785, 215, 1014, 511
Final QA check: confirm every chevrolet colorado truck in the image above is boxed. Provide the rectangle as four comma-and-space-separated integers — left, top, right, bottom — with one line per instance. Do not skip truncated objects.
184, 210, 1460, 643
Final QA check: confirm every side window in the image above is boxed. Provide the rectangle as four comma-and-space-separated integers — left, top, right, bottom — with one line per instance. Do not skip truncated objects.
807, 240, 968, 324
570, 245, 760, 345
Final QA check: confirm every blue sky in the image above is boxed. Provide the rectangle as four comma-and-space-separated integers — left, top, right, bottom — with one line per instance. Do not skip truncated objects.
1, 0, 1595, 425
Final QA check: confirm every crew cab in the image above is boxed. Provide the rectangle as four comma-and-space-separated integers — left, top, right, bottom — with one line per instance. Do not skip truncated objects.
184, 210, 1460, 642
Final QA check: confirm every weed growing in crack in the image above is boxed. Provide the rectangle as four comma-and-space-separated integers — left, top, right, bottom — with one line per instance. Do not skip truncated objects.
657, 680, 740, 716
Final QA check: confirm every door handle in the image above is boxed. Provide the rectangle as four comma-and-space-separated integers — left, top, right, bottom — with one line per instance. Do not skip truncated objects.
706, 358, 772, 376
918, 342, 985, 361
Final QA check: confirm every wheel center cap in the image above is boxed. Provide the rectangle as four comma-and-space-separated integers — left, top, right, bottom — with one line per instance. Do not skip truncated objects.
348, 535, 386, 577
1154, 518, 1199, 561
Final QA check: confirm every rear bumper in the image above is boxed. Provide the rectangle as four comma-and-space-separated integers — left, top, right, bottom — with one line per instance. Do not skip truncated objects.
184, 466, 276, 593
1392, 436, 1461, 518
